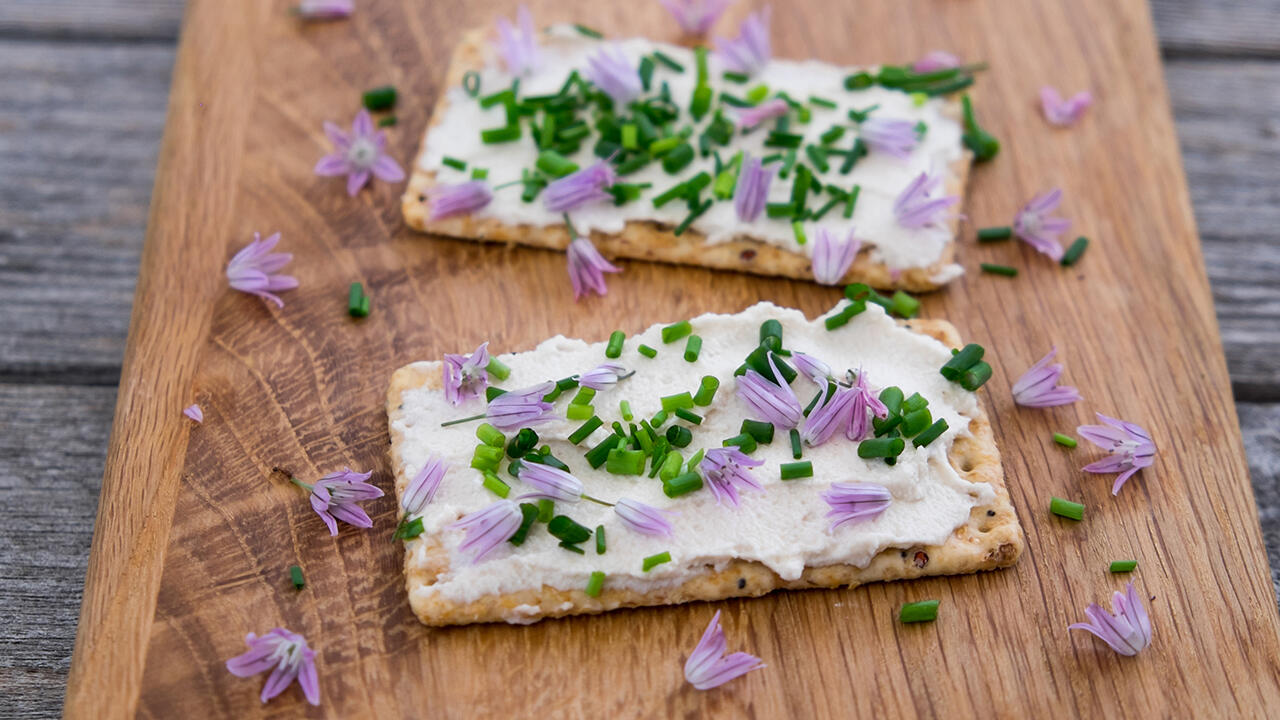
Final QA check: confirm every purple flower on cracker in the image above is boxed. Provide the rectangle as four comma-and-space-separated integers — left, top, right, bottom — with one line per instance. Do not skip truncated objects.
894, 171, 958, 230
579, 363, 629, 390
820, 482, 892, 530
586, 45, 644, 105
733, 153, 773, 222
428, 181, 493, 221
516, 462, 584, 503
733, 98, 788, 130
443, 342, 490, 406
449, 499, 524, 563
811, 227, 861, 285
735, 354, 802, 430
496, 4, 539, 75
860, 117, 919, 159
544, 160, 617, 213
614, 497, 674, 537
486, 382, 557, 429
402, 455, 448, 514
699, 447, 764, 507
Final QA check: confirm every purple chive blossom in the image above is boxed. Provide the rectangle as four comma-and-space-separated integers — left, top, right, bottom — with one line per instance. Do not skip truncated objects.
1011, 347, 1082, 408
860, 117, 919, 158
734, 98, 788, 129
516, 462, 584, 503
614, 497, 674, 537
579, 363, 628, 390
1078, 413, 1156, 495
714, 7, 771, 76
295, 0, 352, 20
301, 468, 384, 536
684, 610, 765, 690
226, 232, 299, 308
1068, 582, 1152, 656
894, 172, 959, 230
790, 352, 831, 383
495, 5, 539, 75
801, 369, 888, 446
486, 381, 557, 430
402, 456, 448, 514
811, 227, 861, 285
820, 482, 892, 530
586, 46, 644, 105
449, 499, 524, 563
733, 154, 773, 222
660, 0, 733, 36
544, 160, 617, 213
443, 342, 490, 406
735, 355, 803, 429
912, 50, 960, 73
183, 403, 203, 423
1040, 86, 1093, 127
1013, 188, 1070, 261
314, 109, 405, 196
567, 236, 621, 300
428, 181, 493, 221
226, 628, 320, 706
699, 447, 764, 507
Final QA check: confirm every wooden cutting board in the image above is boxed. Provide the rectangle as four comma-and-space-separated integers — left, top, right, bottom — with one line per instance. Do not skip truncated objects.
64, 0, 1280, 716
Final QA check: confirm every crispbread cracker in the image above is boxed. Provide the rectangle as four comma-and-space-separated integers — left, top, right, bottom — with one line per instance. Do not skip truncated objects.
401, 31, 972, 293
386, 317, 1022, 627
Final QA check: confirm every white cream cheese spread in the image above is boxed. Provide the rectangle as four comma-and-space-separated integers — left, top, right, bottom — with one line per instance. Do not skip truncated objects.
392, 302, 995, 617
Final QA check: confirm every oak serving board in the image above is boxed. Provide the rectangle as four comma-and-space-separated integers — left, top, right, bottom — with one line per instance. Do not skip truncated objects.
65, 0, 1280, 717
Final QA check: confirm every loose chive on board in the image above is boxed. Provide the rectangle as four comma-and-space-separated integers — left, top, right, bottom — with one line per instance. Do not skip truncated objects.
899, 599, 939, 623
1050, 497, 1084, 521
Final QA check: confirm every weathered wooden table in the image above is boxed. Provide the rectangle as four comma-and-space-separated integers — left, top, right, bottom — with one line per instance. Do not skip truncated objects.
0, 0, 1276, 716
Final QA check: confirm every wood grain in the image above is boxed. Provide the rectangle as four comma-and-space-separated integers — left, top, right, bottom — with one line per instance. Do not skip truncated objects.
49, 0, 1280, 717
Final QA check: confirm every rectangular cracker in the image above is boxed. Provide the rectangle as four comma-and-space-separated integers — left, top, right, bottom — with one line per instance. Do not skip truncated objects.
402, 29, 972, 293
386, 303, 1023, 626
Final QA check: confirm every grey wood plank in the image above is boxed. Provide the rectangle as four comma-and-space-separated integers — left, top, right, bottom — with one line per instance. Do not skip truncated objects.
0, 0, 182, 41
0, 385, 116, 719
1151, 0, 1280, 57
1238, 403, 1280, 602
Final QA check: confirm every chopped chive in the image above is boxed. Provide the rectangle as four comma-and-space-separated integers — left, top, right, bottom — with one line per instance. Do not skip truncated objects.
1053, 432, 1078, 448
471, 167, 488, 180
347, 282, 370, 318
780, 461, 813, 480
362, 85, 397, 111
606, 448, 646, 475
823, 300, 868, 330
666, 424, 693, 448
653, 51, 685, 72
585, 434, 623, 469
693, 45, 709, 83
912, 419, 948, 447
1061, 236, 1089, 266
480, 125, 521, 143
789, 428, 802, 459
393, 516, 424, 540
674, 408, 702, 425
568, 416, 603, 445
1050, 497, 1084, 521
559, 542, 585, 554
690, 85, 713, 120
485, 357, 511, 381
572, 23, 603, 38
684, 335, 703, 362
482, 472, 511, 498
890, 290, 919, 318
723, 70, 749, 83
723, 433, 758, 454
485, 386, 507, 402
536, 150, 579, 178
809, 95, 837, 109
960, 362, 993, 391
1109, 560, 1138, 573
378, 116, 398, 127
765, 131, 804, 149
639, 55, 655, 90
745, 84, 770, 104
664, 471, 703, 498
858, 437, 905, 459
650, 409, 669, 427
441, 155, 467, 171
940, 344, 985, 381
289, 564, 305, 590
621, 123, 638, 150
686, 448, 705, 471
900, 600, 939, 624
759, 319, 783, 352
879, 386, 904, 415
462, 71, 481, 97
606, 330, 626, 358
977, 226, 1012, 241
548, 515, 591, 546
476, 423, 506, 447
693, 375, 720, 406
472, 444, 504, 466
981, 263, 1018, 277
642, 551, 672, 572
506, 428, 539, 458
674, 199, 712, 236
820, 125, 846, 145
844, 184, 861, 218
585, 570, 606, 597
661, 392, 695, 412
741, 419, 774, 444
620, 400, 633, 422
571, 387, 597, 405
659, 451, 684, 481
616, 154, 651, 175
507, 503, 539, 545
638, 344, 658, 359
901, 408, 933, 437
662, 320, 693, 343
567, 403, 594, 421
792, 221, 808, 245
766, 202, 796, 218
805, 144, 830, 173
537, 499, 555, 523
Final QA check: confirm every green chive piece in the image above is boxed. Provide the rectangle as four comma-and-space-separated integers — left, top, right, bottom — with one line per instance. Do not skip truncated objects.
482, 471, 511, 498
662, 143, 696, 173
1053, 432, 1078, 448
901, 407, 933, 437
792, 220, 808, 245
653, 51, 685, 72
642, 551, 672, 572
664, 471, 703, 498
571, 387, 597, 405
568, 416, 603, 445
823, 300, 867, 330
1050, 497, 1084, 521
940, 344, 985, 381
900, 599, 939, 624
674, 408, 702, 425
378, 116, 398, 127
723, 70, 749, 83
960, 362, 993, 391
780, 461, 813, 480
585, 570, 606, 597
485, 357, 512, 380
481, 125, 521, 143
662, 320, 693, 344
619, 400, 633, 422
572, 23, 604, 38
1061, 236, 1089, 266
666, 424, 693, 448
536, 149, 579, 178
548, 515, 591, 546
650, 409, 669, 428
289, 565, 305, 590
759, 319, 783, 352
912, 419, 948, 448
559, 542, 586, 555
637, 343, 658, 359
537, 499, 555, 523
858, 437, 905, 459
981, 263, 1018, 277
462, 71, 481, 97
674, 199, 712, 236
606, 448, 646, 475
693, 375, 720, 406
472, 444, 504, 467
977, 226, 1013, 241
684, 335, 703, 362
790, 428, 802, 459
809, 95, 837, 109
441, 155, 467, 172
661, 392, 695, 412
585, 434, 623, 469
745, 83, 770, 104
476, 423, 506, 447
347, 282, 369, 318
393, 516, 424, 540
485, 386, 507, 402
686, 448, 705, 471
879, 386, 904, 415
890, 290, 920, 318
1109, 560, 1138, 573
639, 55, 655, 90
723, 433, 758, 454
605, 330, 626, 358
507, 503, 539, 545
470, 167, 488, 180
362, 85, 397, 111
659, 451, 685, 481
741, 419, 774, 444
567, 403, 594, 421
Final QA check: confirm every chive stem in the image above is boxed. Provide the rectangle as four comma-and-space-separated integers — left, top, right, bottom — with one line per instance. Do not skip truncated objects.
980, 263, 1018, 277
899, 599, 939, 623
1053, 432, 1077, 448
1050, 496, 1084, 521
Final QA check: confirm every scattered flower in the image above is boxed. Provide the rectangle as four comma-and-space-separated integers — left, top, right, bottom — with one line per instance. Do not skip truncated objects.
1068, 582, 1152, 656
544, 160, 617, 213
295, 0, 352, 21
486, 381, 557, 429
660, 0, 733, 36
801, 370, 888, 446
295, 468, 383, 536
226, 627, 320, 706
684, 610, 765, 690
733, 153, 773, 222
790, 352, 831, 383
699, 447, 764, 507
860, 117, 919, 158
402, 455, 448, 515
1012, 347, 1081, 408
566, 236, 622, 300
314, 109, 405, 196
1078, 413, 1156, 495
443, 342, 490, 406
226, 232, 298, 308
1013, 188, 1070, 261
1040, 86, 1093, 127
912, 50, 959, 73
449, 499, 523, 562
579, 363, 629, 390
811, 227, 861, 285
516, 462, 584, 503
428, 181, 493, 220
495, 4, 539, 75
820, 482, 892, 530
586, 46, 644, 105
714, 6, 771, 75
733, 98, 788, 129
735, 355, 802, 429
894, 172, 959, 230
614, 497, 674, 536
183, 403, 203, 423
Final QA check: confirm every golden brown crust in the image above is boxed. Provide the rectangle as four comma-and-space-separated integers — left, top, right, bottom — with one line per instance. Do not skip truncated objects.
386, 318, 1023, 627
400, 31, 971, 293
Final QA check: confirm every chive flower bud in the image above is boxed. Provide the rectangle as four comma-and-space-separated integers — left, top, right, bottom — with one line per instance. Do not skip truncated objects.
402, 455, 449, 515
894, 171, 958, 230
733, 153, 774, 222
448, 499, 524, 563
811, 227, 861, 285
566, 236, 621, 300
427, 180, 494, 221
1011, 346, 1082, 408
614, 497, 675, 537
859, 117, 919, 159
713, 7, 772, 76
699, 447, 764, 507
586, 45, 644, 105
734, 354, 803, 430
494, 5, 540, 75
1013, 188, 1071, 261
579, 363, 629, 390
485, 381, 557, 429
660, 0, 732, 36
684, 611, 765, 690
820, 482, 892, 530
1040, 86, 1093, 127
544, 160, 618, 213
1068, 582, 1152, 656
442, 341, 490, 406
